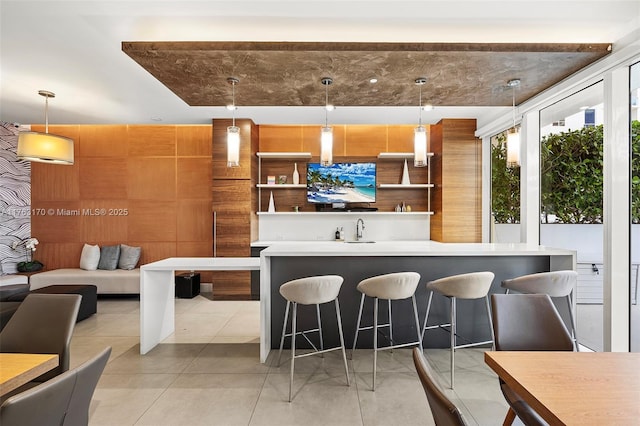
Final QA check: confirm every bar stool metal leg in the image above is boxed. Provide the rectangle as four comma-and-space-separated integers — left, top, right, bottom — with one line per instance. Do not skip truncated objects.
278, 301, 291, 367
289, 302, 297, 402
412, 295, 422, 348
566, 294, 579, 351
421, 291, 434, 344
388, 299, 393, 352
450, 297, 456, 388
335, 299, 350, 386
373, 297, 378, 391
485, 295, 495, 350
351, 293, 366, 358
316, 304, 324, 357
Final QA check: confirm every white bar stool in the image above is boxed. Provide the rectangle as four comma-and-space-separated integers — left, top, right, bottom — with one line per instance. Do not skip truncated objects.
277, 275, 350, 402
501, 270, 579, 351
422, 271, 495, 389
352, 271, 422, 391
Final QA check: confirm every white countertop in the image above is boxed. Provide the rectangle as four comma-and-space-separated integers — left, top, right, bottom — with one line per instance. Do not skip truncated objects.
260, 241, 576, 257
141, 257, 260, 270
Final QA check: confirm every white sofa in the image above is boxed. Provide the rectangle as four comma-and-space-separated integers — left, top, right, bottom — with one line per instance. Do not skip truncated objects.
29, 268, 140, 294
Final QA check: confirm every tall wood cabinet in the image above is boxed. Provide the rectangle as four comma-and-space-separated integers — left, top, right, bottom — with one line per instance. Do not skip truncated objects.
212, 119, 258, 296
430, 118, 481, 242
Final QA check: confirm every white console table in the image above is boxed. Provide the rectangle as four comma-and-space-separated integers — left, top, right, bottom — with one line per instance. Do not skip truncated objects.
140, 257, 260, 354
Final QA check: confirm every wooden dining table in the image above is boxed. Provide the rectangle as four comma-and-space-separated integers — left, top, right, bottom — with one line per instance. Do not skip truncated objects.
484, 351, 640, 425
0, 353, 59, 396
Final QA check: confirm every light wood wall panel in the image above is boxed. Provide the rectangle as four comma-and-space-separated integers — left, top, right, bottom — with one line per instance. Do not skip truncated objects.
177, 125, 212, 157
177, 158, 211, 199
79, 158, 128, 199
127, 157, 176, 200
345, 125, 388, 156
79, 125, 128, 157
128, 126, 176, 156
30, 125, 213, 271
388, 125, 416, 152
80, 200, 129, 242
259, 126, 303, 152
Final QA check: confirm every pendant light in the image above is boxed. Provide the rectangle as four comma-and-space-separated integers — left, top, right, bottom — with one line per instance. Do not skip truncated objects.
320, 77, 333, 167
506, 79, 521, 168
226, 77, 240, 168
413, 78, 428, 167
17, 90, 74, 165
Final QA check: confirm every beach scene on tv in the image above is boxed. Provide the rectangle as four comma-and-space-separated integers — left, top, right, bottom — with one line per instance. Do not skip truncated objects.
307, 162, 376, 204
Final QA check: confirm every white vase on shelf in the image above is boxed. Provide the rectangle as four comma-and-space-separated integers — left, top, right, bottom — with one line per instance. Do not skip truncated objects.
292, 163, 300, 185
401, 159, 411, 185
268, 191, 276, 212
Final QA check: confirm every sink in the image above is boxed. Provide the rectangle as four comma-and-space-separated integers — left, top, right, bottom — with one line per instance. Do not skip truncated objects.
345, 240, 376, 243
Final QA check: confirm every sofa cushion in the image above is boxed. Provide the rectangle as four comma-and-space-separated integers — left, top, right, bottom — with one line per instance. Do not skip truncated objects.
118, 244, 141, 270
80, 244, 100, 271
98, 245, 120, 270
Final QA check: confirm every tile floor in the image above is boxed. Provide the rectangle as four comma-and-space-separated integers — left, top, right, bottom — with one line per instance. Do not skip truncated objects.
72, 294, 517, 426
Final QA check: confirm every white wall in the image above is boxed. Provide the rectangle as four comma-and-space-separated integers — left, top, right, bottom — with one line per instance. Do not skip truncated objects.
257, 212, 430, 242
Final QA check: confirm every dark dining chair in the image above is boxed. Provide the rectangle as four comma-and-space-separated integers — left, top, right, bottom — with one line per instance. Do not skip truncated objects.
0, 346, 111, 426
0, 294, 81, 401
490, 293, 574, 426
63, 346, 111, 426
412, 348, 468, 426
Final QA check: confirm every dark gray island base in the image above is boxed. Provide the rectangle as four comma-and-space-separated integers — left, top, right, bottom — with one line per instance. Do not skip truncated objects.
259, 242, 576, 362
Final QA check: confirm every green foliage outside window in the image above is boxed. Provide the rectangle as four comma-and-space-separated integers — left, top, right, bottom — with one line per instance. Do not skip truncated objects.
491, 132, 520, 223
492, 120, 640, 225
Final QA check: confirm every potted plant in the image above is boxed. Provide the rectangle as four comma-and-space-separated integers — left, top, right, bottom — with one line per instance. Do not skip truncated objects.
12, 237, 44, 272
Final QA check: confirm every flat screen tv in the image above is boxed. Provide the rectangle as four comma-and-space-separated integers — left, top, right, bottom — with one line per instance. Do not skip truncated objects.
307, 162, 376, 204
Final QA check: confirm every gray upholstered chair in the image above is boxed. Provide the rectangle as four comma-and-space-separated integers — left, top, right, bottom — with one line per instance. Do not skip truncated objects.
352, 271, 422, 391
422, 271, 495, 388
0, 294, 81, 385
491, 293, 574, 426
278, 275, 350, 402
501, 270, 578, 350
63, 346, 112, 426
0, 347, 111, 426
412, 348, 468, 426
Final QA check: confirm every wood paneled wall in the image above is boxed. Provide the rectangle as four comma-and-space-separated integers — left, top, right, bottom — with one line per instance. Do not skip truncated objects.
430, 119, 481, 242
258, 124, 429, 212
30, 124, 213, 272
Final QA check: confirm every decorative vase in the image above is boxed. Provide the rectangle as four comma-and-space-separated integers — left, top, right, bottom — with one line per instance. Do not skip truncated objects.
268, 191, 276, 212
292, 163, 300, 185
17, 260, 44, 272
401, 159, 411, 185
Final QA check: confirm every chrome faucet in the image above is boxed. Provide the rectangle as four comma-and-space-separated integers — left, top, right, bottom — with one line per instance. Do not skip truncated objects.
356, 218, 365, 241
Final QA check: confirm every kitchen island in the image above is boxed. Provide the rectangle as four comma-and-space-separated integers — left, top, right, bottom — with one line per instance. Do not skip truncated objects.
259, 241, 575, 362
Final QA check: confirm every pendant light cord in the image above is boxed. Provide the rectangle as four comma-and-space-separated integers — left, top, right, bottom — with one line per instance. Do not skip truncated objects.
512, 84, 516, 130
44, 95, 49, 133
324, 82, 329, 127
418, 83, 423, 127
232, 81, 236, 127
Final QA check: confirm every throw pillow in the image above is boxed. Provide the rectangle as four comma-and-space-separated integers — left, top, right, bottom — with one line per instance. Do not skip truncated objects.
97, 244, 121, 270
118, 244, 141, 270
79, 244, 100, 271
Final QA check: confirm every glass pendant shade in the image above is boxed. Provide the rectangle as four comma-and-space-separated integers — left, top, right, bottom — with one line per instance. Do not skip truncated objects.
227, 125, 240, 167
506, 127, 520, 167
17, 131, 74, 164
414, 125, 428, 167
320, 126, 333, 166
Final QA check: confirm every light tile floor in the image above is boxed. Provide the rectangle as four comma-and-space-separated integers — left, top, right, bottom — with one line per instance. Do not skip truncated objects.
72, 294, 516, 426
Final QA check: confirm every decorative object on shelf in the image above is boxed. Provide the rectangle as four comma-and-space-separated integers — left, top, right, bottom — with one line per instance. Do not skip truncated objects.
293, 205, 300, 212
268, 191, 276, 212
401, 159, 411, 184
320, 77, 334, 166
267, 175, 276, 185
17, 90, 74, 165
406, 204, 412, 212
12, 237, 44, 272
292, 162, 300, 184
506, 78, 521, 168
413, 77, 428, 167
226, 77, 241, 168
278, 175, 287, 184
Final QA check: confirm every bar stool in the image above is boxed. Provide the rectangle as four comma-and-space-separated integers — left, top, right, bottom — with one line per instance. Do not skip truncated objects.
501, 270, 579, 351
352, 271, 422, 391
422, 271, 495, 389
277, 275, 350, 402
